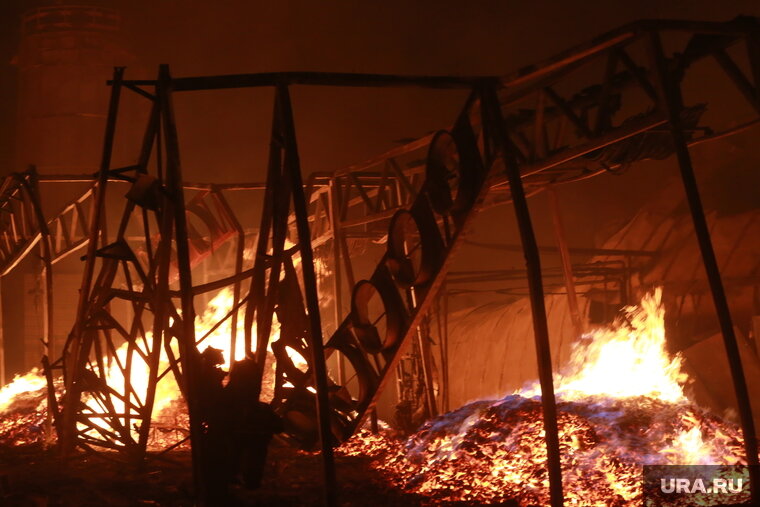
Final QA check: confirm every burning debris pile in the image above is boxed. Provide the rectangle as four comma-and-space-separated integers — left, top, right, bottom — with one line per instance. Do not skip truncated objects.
362, 395, 747, 506
0, 286, 285, 451
0, 369, 191, 450
0, 289, 753, 505
339, 289, 751, 506
0, 369, 51, 447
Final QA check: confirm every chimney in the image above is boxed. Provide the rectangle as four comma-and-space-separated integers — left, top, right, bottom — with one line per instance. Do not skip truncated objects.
13, 1, 133, 175
2, 1, 135, 379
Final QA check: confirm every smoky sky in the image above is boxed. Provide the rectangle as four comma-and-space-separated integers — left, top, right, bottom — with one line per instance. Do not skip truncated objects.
1, 0, 759, 179
0, 0, 759, 276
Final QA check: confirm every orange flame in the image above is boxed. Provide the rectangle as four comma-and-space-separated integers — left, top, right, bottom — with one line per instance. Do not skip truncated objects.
339, 289, 752, 506
79, 286, 291, 445
524, 288, 687, 402
0, 369, 47, 412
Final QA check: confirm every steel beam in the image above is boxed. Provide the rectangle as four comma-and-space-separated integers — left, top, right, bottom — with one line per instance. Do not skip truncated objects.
649, 29, 760, 503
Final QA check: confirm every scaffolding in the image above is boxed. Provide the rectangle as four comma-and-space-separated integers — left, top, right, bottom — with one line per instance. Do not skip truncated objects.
1, 16, 759, 507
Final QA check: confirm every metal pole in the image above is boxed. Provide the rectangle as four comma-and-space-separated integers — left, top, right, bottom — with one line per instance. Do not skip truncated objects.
404, 262, 438, 419
213, 190, 245, 366
648, 30, 759, 500
23, 169, 55, 361
61, 66, 124, 454
277, 84, 338, 507
23, 169, 56, 444
130, 76, 173, 458
483, 84, 565, 507
547, 186, 584, 340
442, 286, 450, 413
327, 179, 346, 385
0, 277, 4, 386
158, 64, 206, 504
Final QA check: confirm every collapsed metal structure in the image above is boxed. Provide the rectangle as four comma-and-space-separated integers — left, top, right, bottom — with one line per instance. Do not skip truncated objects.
1, 17, 760, 506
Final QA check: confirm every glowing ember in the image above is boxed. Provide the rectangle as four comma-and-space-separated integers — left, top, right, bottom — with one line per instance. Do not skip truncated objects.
0, 285, 290, 450
0, 369, 52, 446
522, 288, 687, 402
0, 369, 47, 412
341, 290, 752, 506
78, 285, 290, 447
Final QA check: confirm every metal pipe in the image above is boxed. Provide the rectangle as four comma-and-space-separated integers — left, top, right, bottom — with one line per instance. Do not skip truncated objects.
158, 63, 206, 503
213, 190, 246, 367
328, 178, 346, 385
24, 170, 56, 443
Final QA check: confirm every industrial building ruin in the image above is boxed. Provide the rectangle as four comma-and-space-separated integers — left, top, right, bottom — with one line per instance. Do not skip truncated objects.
0, 2, 759, 506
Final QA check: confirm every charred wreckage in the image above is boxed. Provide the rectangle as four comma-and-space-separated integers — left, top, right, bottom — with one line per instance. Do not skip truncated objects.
0, 13, 759, 507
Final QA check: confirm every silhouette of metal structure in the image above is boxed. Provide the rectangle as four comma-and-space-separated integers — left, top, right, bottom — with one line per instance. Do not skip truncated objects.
1, 16, 759, 507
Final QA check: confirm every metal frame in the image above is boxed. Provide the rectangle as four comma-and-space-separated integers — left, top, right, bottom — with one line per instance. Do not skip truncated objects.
0, 16, 757, 506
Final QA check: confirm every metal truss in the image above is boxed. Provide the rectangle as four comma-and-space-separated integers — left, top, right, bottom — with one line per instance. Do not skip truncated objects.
0, 16, 758, 507
0, 169, 55, 277
46, 67, 246, 488
291, 20, 760, 506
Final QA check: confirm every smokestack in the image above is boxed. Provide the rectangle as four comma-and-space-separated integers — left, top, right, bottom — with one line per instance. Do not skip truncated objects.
1, 1, 134, 380
13, 1, 132, 175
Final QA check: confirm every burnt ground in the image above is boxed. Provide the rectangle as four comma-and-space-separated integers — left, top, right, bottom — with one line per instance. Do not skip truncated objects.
0, 441, 425, 507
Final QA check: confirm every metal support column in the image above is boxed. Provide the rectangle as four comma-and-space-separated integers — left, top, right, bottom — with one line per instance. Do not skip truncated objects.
60, 66, 124, 453
649, 31, 759, 501
158, 63, 206, 503
483, 83, 565, 507
277, 84, 338, 506
328, 178, 346, 384
547, 186, 584, 340
22, 168, 56, 444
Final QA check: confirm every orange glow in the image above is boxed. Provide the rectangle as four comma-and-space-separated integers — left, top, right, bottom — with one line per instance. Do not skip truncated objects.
0, 369, 52, 446
0, 288, 752, 506
523, 289, 687, 402
339, 290, 752, 506
0, 283, 294, 449
0, 369, 47, 412
78, 286, 291, 447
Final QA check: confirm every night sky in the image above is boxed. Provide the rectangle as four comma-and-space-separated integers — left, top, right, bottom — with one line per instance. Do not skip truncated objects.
0, 0, 758, 280
1, 0, 758, 177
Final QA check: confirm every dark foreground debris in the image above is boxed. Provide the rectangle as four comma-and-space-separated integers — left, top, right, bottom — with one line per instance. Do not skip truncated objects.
0, 440, 426, 507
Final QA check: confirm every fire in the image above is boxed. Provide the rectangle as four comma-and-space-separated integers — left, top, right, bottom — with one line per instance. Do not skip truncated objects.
522, 288, 687, 402
78, 237, 311, 446
194, 287, 250, 368
0, 285, 290, 449
0, 284, 752, 505
0, 233, 313, 451
80, 286, 288, 446
0, 369, 50, 446
339, 289, 752, 506
0, 369, 47, 412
